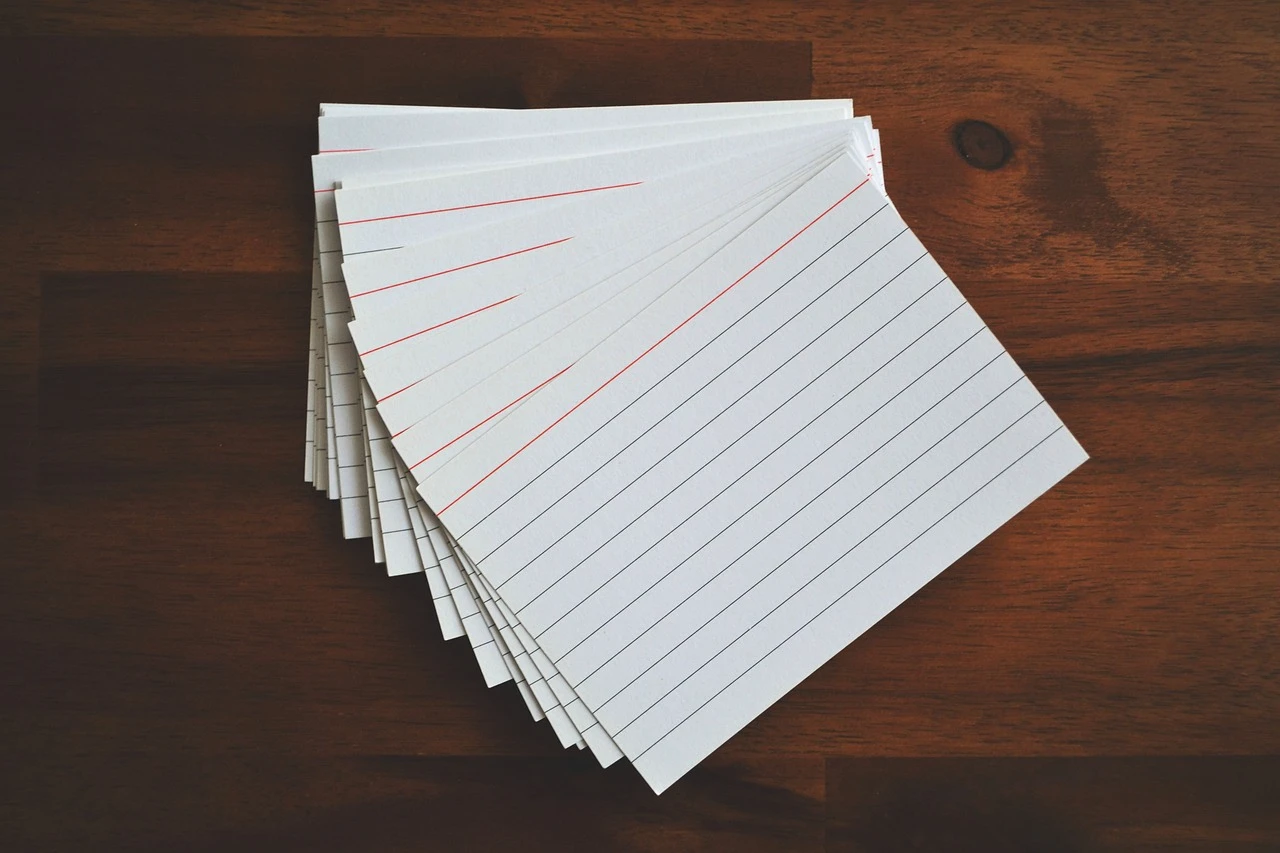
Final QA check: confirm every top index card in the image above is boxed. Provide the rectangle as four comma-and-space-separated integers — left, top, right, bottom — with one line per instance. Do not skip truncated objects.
414, 151, 1086, 792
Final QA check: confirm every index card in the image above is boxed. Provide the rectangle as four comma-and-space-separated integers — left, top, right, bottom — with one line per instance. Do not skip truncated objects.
301, 102, 1084, 794
414, 152, 1085, 792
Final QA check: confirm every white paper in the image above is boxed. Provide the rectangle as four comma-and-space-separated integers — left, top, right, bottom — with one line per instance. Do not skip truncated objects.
301, 102, 1084, 794
416, 153, 1086, 792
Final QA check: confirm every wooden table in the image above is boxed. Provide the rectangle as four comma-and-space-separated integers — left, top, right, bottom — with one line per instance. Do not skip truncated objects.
2, 3, 1277, 850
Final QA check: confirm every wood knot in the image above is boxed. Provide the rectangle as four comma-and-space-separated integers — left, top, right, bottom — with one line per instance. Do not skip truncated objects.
953, 120, 1012, 170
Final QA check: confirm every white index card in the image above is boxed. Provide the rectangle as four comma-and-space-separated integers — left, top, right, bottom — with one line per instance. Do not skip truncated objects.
301, 101, 1084, 793
416, 151, 1086, 793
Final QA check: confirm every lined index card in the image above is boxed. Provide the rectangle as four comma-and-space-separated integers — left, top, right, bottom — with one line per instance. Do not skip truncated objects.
303, 100, 1085, 794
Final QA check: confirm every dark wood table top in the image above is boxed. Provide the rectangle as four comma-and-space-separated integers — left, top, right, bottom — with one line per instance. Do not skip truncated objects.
2, 3, 1277, 850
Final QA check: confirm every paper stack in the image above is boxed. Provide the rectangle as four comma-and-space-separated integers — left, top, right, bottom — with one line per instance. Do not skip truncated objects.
304, 100, 1087, 793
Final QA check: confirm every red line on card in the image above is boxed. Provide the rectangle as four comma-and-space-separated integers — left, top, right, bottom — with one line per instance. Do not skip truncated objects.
390, 419, 417, 439
381, 378, 426, 408
318, 148, 373, 153
436, 178, 870, 516
358, 294, 521, 358
339, 181, 644, 227
408, 364, 575, 469
353, 237, 573, 301
314, 188, 336, 194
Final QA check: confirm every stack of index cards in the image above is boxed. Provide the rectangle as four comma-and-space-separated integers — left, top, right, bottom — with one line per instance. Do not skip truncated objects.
305, 100, 1086, 794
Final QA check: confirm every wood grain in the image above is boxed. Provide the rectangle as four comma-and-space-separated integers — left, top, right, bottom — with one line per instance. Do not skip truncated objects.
827, 757, 1280, 851
2, 3, 1278, 849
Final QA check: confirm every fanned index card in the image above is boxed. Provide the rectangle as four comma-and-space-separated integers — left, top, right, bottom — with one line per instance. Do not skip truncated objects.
302, 101, 1086, 794
415, 152, 1086, 792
